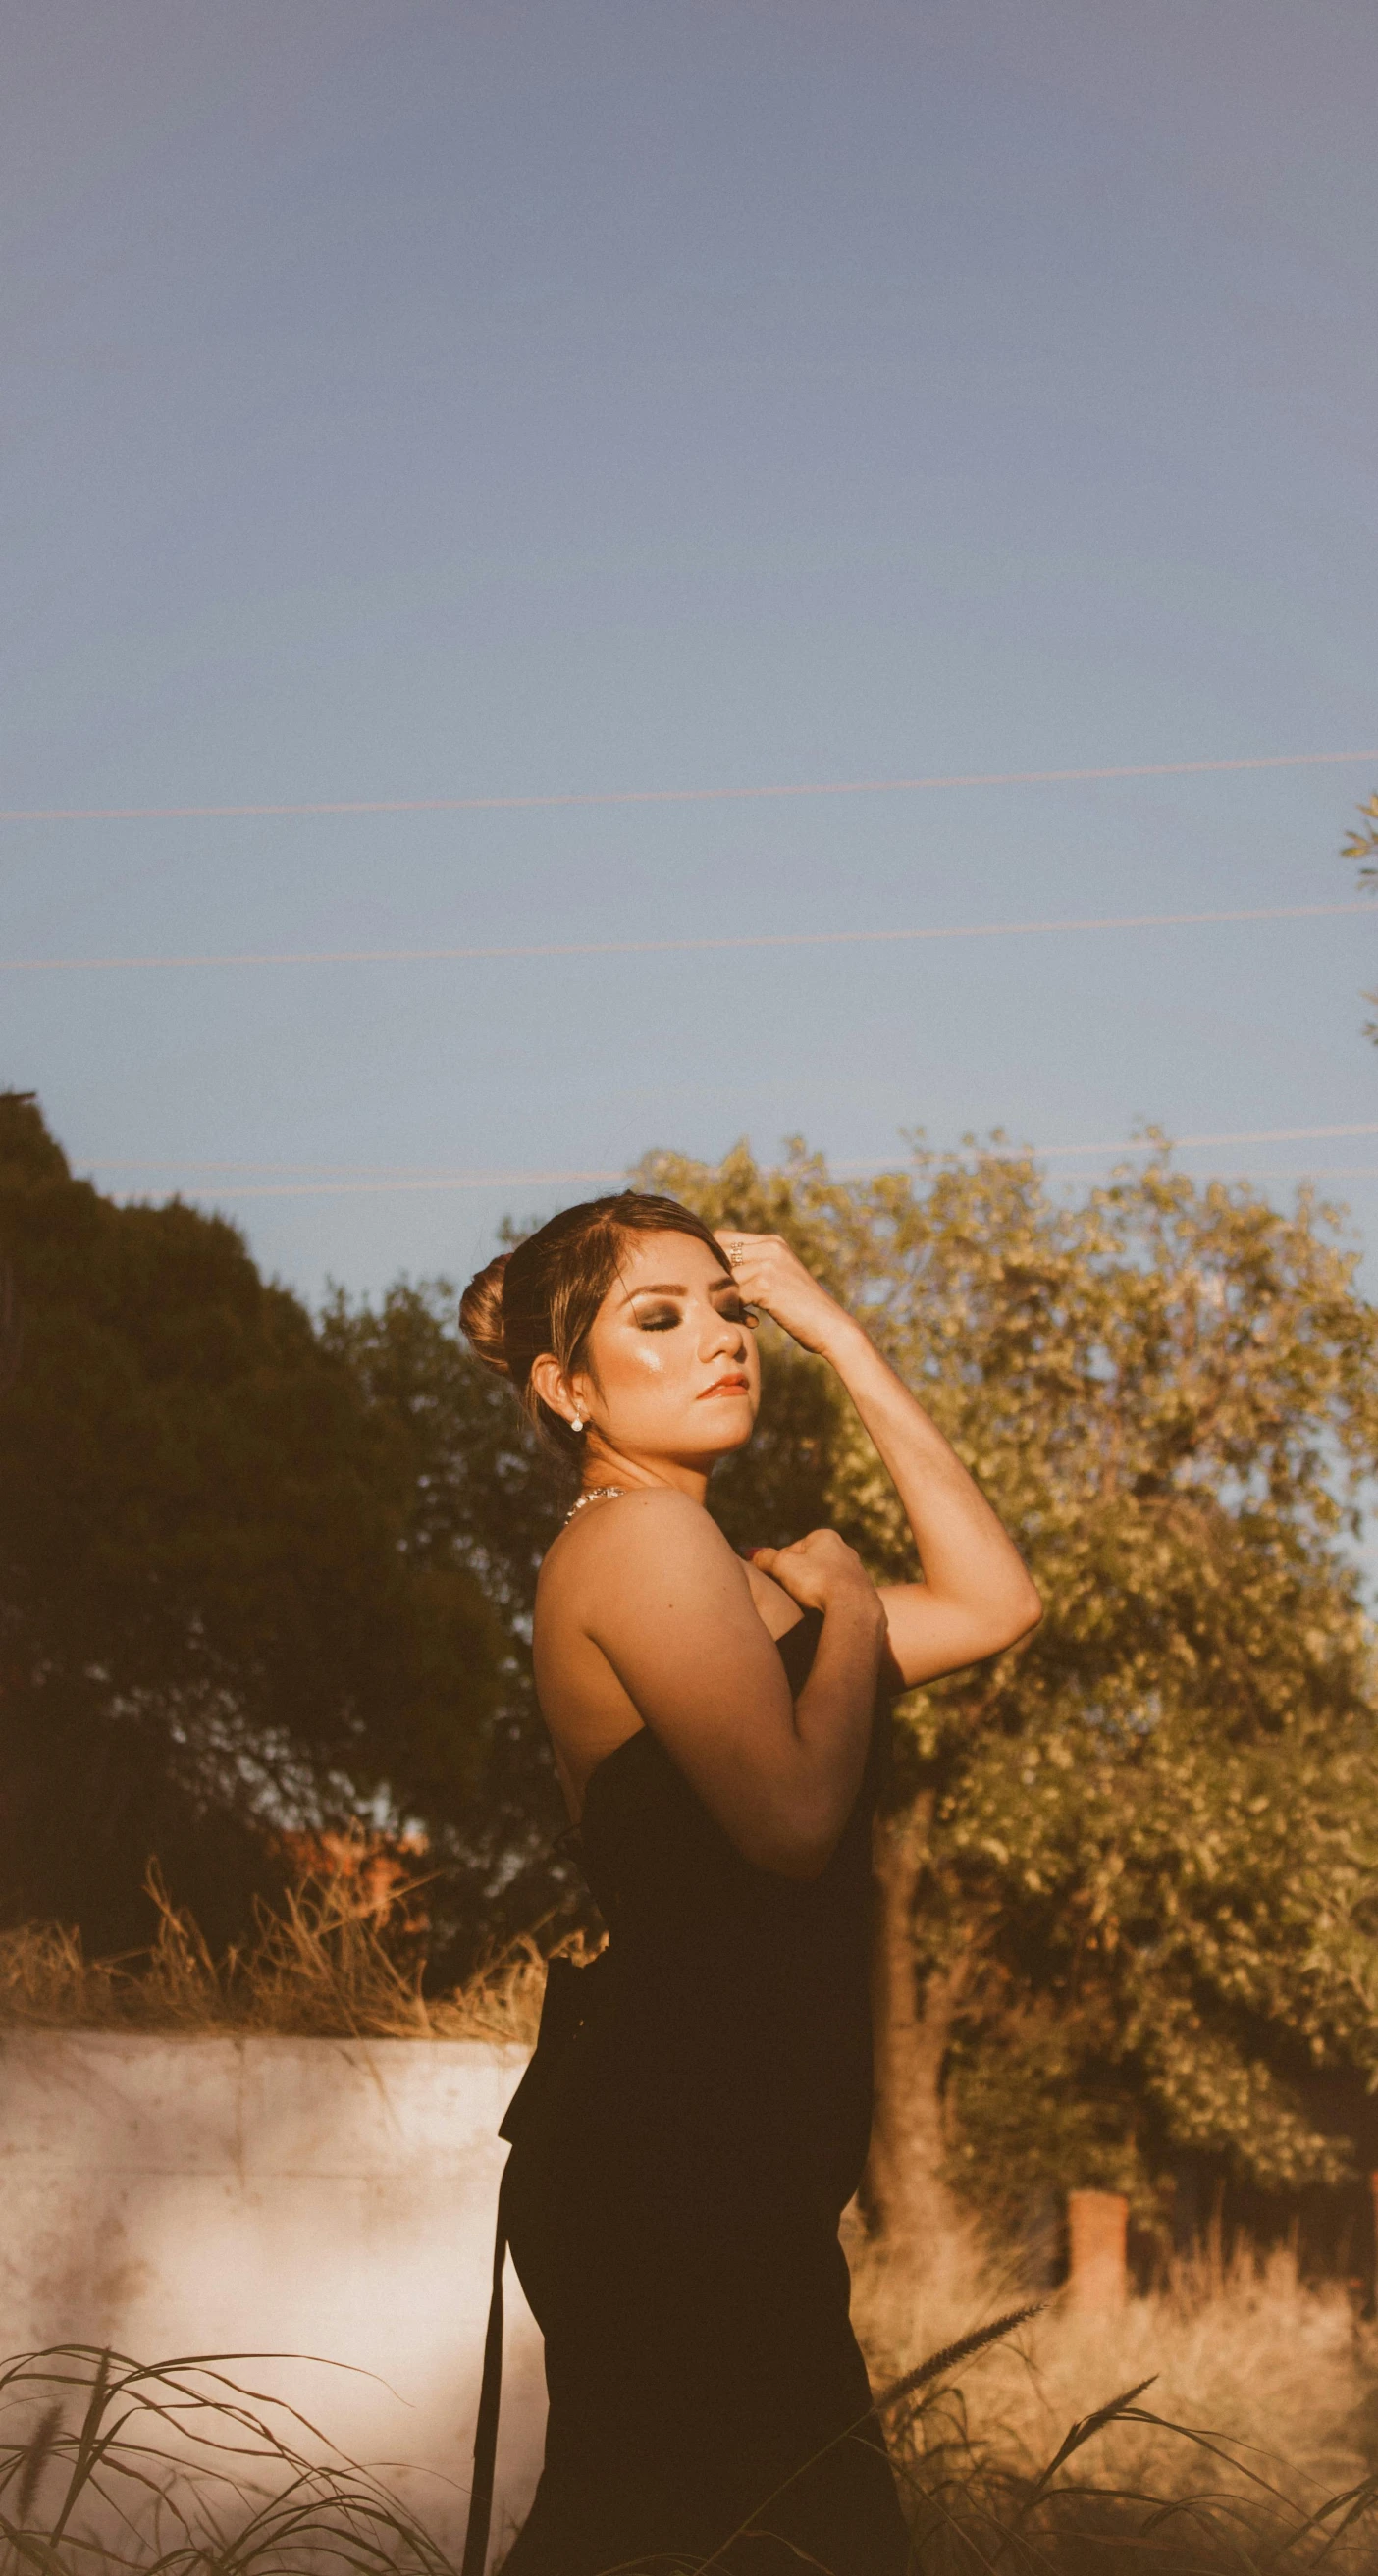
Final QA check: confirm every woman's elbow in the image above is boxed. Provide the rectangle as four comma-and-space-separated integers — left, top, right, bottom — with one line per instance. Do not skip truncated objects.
753, 1828, 838, 1883
737, 1788, 846, 1882
991, 1574, 1041, 1652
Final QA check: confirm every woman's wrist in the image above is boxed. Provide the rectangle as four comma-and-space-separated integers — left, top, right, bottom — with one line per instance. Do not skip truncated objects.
817, 1573, 887, 1644
813, 1307, 874, 1374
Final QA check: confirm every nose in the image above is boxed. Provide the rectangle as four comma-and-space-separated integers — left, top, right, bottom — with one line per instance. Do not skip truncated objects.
703, 1302, 747, 1359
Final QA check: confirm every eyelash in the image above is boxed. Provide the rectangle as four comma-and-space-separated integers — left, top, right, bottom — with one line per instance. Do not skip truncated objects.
637, 1298, 752, 1333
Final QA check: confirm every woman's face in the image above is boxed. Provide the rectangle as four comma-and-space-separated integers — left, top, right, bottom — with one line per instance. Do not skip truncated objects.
570, 1229, 760, 1471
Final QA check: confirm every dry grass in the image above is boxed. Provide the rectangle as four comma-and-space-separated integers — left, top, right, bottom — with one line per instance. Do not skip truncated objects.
853, 2219, 1378, 2529
7, 2326, 1375, 2576
0, 1864, 579, 2048
0, 2343, 452, 2576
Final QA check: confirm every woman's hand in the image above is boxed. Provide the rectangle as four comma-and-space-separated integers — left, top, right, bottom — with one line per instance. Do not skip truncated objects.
714, 1231, 854, 1358
749, 1529, 887, 1645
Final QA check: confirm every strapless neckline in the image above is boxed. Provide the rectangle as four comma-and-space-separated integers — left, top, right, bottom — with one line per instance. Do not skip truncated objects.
575, 1606, 822, 1823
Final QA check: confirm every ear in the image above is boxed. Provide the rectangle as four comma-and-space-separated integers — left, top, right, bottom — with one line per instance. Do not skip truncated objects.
529, 1350, 582, 1428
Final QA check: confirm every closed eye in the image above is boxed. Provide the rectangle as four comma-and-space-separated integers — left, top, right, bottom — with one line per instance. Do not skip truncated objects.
637, 1305, 682, 1332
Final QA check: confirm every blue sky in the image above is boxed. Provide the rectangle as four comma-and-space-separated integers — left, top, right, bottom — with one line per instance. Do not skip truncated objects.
4, 0, 1376, 1300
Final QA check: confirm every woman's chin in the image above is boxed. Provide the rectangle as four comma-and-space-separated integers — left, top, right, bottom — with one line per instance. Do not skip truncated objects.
704, 1419, 756, 1462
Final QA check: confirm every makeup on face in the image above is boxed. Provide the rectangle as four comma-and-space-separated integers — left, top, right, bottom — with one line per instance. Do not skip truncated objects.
622, 1281, 757, 1392
626, 1278, 754, 1336
574, 1234, 760, 1465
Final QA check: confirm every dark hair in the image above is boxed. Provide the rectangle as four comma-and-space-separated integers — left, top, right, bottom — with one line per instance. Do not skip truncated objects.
459, 1189, 732, 1462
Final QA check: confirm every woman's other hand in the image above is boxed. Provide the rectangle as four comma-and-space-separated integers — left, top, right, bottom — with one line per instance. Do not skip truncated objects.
749, 1530, 887, 1647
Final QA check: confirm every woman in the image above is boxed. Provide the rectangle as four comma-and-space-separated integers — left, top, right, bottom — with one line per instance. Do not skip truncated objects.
459, 1190, 1039, 2576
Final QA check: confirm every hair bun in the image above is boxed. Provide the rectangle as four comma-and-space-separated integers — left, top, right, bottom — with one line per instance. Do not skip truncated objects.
459, 1251, 511, 1378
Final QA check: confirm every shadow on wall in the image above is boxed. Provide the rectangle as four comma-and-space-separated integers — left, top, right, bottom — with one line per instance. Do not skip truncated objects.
0, 2029, 545, 2568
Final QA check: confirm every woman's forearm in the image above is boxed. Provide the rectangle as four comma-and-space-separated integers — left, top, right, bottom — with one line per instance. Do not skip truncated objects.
774, 1593, 883, 1872
816, 1313, 1041, 1677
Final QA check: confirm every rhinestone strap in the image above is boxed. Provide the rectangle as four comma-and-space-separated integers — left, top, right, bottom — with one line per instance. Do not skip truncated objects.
563, 1485, 628, 1526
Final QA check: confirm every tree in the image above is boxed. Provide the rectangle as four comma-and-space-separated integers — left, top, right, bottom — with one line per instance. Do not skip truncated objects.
637, 1136, 1378, 2247
0, 1096, 506, 1955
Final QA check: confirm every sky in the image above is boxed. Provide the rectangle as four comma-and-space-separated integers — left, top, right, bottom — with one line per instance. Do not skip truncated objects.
4, 0, 1377, 1304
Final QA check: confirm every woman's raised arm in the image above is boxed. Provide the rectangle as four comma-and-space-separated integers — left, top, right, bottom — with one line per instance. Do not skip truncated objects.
719, 1233, 1041, 1691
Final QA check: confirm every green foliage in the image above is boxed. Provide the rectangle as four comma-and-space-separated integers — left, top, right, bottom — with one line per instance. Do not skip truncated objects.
0, 1096, 506, 1957
638, 1135, 1378, 2225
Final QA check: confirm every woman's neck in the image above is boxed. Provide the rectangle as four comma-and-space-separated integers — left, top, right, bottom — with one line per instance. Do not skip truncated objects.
579, 1447, 710, 1506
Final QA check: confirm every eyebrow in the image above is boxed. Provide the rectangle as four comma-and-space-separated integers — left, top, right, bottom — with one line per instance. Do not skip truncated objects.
622, 1277, 737, 1299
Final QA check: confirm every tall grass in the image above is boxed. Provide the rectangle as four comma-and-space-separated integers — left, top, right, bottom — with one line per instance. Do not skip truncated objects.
0, 1864, 577, 2047
886, 2357, 1378, 2572
0, 2344, 452, 2576
5, 2326, 1377, 2576
850, 2223, 1378, 2569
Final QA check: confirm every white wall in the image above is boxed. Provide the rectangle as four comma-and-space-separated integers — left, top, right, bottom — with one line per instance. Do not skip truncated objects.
0, 2028, 546, 2568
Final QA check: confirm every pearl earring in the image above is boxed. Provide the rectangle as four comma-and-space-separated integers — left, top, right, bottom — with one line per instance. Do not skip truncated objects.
570, 1413, 585, 1434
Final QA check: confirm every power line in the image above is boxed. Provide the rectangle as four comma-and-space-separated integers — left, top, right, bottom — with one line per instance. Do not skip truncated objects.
90, 1169, 1378, 1200
4, 898, 1370, 976
87, 1123, 1378, 1175
90, 1160, 630, 1179
108, 1172, 629, 1199
84, 1124, 1378, 1198
3, 747, 1376, 829
1040, 1121, 1378, 1157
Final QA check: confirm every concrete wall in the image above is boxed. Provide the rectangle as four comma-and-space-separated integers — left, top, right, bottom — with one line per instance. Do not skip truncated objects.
0, 2028, 546, 2567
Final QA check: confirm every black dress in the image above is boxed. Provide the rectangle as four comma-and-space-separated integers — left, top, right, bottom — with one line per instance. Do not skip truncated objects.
479, 1609, 911, 2576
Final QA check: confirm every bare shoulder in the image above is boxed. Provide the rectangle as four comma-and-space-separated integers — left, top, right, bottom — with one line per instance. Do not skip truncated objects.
587, 1485, 725, 1551
538, 1487, 747, 1626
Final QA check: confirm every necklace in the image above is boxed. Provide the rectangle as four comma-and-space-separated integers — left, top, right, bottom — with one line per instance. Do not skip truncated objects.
563, 1485, 627, 1526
